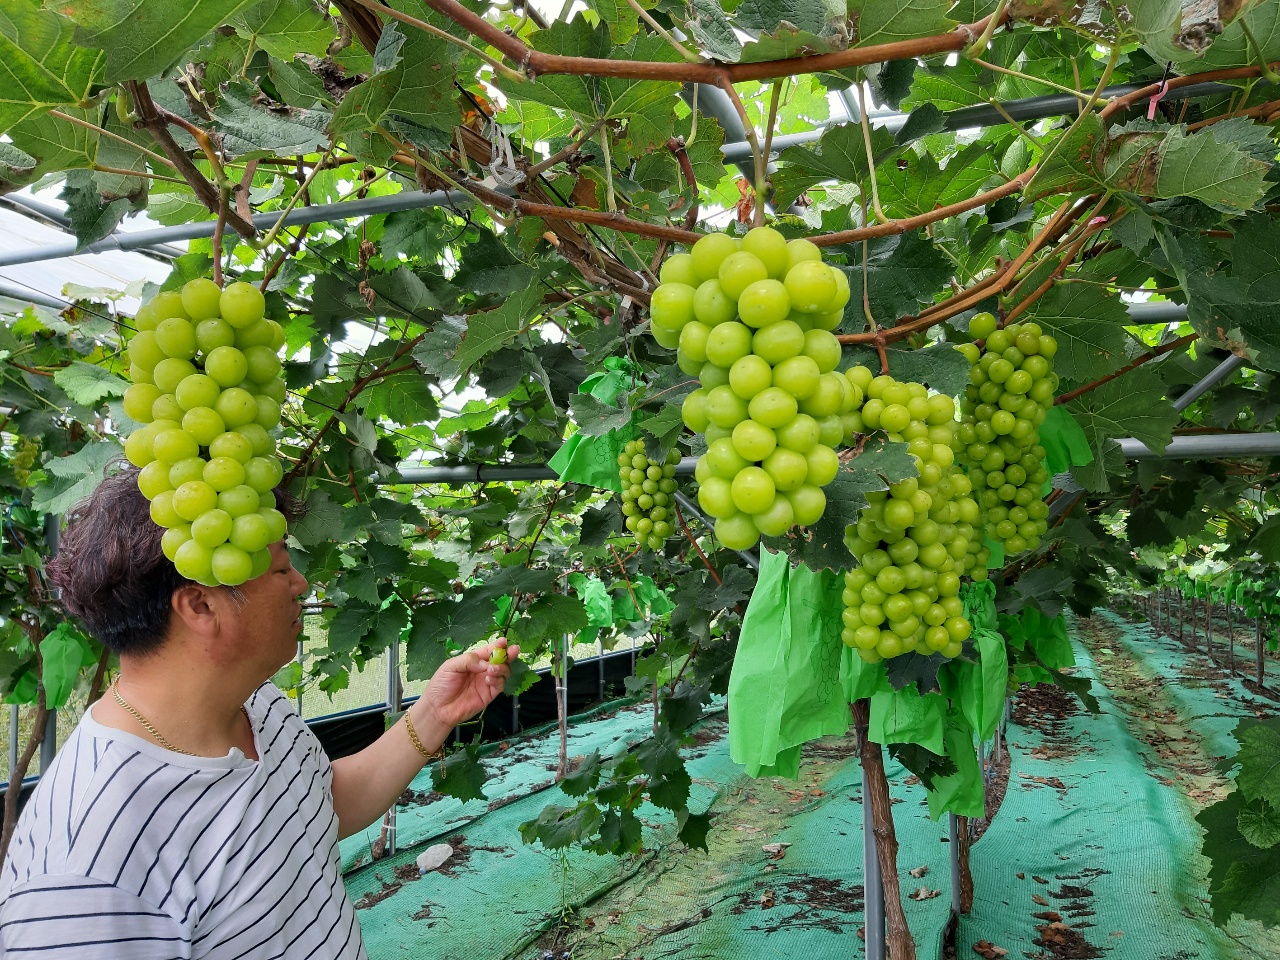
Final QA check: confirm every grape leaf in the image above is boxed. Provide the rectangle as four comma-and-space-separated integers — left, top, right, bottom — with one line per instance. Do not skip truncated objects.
52, 361, 128, 407
520, 801, 603, 849
1066, 368, 1178, 492
1239, 799, 1280, 849
560, 749, 603, 797
31, 438, 123, 515
1235, 718, 1280, 807
231, 0, 335, 60
569, 392, 632, 437
1025, 113, 1105, 202
677, 810, 712, 852
0, 141, 36, 193
65, 0, 258, 83
773, 122, 897, 209
853, 0, 955, 47
735, 0, 850, 62
0, 3, 105, 129
453, 287, 544, 371
682, 0, 741, 61
1199, 790, 1280, 925
431, 742, 489, 803
840, 231, 951, 325
1023, 282, 1134, 385
213, 81, 329, 159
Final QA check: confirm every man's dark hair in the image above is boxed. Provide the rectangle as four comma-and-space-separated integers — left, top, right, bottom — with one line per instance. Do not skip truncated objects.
45, 462, 302, 656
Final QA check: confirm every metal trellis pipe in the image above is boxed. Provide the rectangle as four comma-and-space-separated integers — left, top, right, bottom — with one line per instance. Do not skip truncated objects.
1171, 354, 1247, 412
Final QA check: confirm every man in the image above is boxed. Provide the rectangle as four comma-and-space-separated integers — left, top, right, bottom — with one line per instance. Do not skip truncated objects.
0, 468, 517, 958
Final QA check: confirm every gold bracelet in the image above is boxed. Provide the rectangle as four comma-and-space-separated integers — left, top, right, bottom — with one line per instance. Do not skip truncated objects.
404, 713, 443, 763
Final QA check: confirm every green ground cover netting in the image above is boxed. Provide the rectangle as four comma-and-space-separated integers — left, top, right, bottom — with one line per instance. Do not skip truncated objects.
341, 696, 953, 959
341, 608, 1280, 960
956, 611, 1277, 959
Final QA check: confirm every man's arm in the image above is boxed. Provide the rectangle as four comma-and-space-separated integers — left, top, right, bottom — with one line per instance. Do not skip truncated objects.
329, 638, 516, 839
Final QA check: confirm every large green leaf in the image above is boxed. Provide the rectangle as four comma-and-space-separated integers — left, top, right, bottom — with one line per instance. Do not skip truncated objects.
232, 0, 334, 60
1066, 368, 1178, 492
1025, 112, 1106, 202
7, 105, 99, 179
1104, 121, 1271, 213
1022, 282, 1133, 385
65, 0, 259, 83
0, 2, 104, 130
213, 80, 329, 159
31, 439, 123, 515
1235, 718, 1280, 807
453, 287, 544, 371
1200, 789, 1280, 925
877, 142, 999, 219
839, 231, 952, 326
853, 0, 955, 47
735, 0, 850, 62
52, 361, 128, 406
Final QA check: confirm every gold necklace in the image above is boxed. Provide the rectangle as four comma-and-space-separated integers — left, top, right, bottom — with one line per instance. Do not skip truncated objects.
111, 679, 249, 757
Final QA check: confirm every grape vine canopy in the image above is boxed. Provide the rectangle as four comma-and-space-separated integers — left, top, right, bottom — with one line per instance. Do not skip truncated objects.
2, 0, 1280, 953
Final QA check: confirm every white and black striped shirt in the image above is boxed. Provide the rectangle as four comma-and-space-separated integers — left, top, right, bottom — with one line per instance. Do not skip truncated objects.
0, 683, 366, 960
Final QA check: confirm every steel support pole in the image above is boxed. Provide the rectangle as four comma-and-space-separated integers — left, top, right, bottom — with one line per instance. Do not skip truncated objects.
863, 766, 886, 960
949, 814, 962, 918
1258, 615, 1266, 688
7, 705, 18, 785
1226, 601, 1235, 674
385, 640, 402, 857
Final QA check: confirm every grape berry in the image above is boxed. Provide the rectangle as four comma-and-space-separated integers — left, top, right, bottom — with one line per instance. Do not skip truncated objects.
955, 313, 1057, 557
653, 226, 855, 551
618, 439, 679, 550
123, 280, 289, 587
839, 370, 981, 664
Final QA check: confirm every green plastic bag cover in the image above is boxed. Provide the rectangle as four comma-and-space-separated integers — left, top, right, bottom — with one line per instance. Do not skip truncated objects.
569, 573, 616, 646
612, 574, 673, 622
926, 708, 986, 819
1039, 405, 1094, 477
842, 645, 891, 702
869, 685, 946, 755
548, 358, 637, 492
939, 580, 1007, 742
984, 536, 1005, 570
729, 549, 853, 779
1001, 606, 1074, 669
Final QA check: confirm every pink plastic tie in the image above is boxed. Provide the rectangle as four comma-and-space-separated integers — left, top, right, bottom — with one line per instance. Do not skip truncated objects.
1146, 68, 1172, 121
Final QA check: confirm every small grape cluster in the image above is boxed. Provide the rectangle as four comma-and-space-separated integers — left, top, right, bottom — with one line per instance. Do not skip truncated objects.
649, 226, 857, 552
618, 439, 678, 550
955, 313, 1058, 557
122, 278, 289, 587
840, 369, 980, 663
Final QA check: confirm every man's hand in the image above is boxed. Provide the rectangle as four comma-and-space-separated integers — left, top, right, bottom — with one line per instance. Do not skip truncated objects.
419, 638, 520, 731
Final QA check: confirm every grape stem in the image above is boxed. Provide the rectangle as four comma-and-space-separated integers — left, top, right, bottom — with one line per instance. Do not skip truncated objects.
674, 500, 721, 586
1054, 333, 1198, 406
609, 544, 645, 630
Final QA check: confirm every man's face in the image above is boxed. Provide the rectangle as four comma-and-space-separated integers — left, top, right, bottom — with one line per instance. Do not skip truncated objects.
217, 541, 309, 673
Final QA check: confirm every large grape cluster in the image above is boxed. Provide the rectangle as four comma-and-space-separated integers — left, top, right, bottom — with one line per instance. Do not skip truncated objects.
839, 369, 981, 663
122, 279, 289, 587
650, 226, 857, 552
618, 439, 678, 550
955, 313, 1057, 557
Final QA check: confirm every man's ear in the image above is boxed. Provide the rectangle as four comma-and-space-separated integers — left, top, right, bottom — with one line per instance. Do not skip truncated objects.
171, 584, 220, 635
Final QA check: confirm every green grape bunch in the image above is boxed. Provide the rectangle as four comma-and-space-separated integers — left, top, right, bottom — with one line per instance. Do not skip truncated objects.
121, 278, 289, 588
955, 313, 1058, 557
648, 226, 858, 552
840, 370, 981, 664
618, 439, 679, 550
